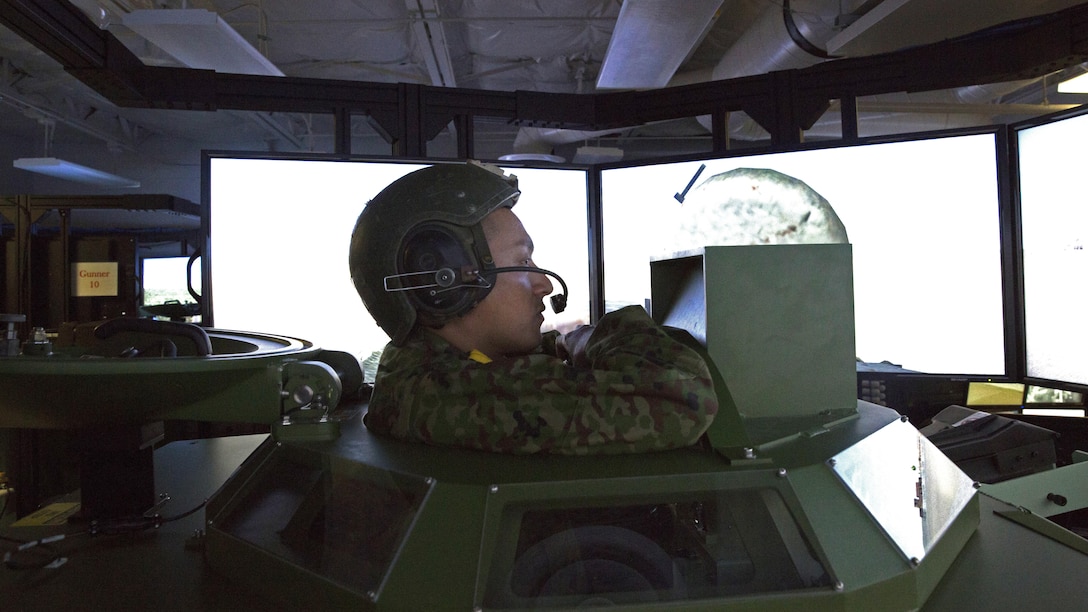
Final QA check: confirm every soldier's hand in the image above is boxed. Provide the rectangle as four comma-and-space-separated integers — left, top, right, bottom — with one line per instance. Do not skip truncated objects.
557, 325, 595, 367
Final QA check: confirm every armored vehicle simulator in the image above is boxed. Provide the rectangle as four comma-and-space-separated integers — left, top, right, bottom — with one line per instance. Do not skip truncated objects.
3, 242, 1088, 610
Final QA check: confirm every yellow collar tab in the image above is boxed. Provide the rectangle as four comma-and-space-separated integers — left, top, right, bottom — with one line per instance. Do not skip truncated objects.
467, 349, 492, 364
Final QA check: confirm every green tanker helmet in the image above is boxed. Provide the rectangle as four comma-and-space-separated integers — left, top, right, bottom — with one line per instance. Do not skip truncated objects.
349, 161, 520, 345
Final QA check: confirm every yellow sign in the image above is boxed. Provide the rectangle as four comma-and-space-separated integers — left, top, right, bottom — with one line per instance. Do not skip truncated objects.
72, 261, 119, 297
12, 502, 81, 527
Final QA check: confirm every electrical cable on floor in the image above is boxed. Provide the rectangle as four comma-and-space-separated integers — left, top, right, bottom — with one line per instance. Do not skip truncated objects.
1, 498, 208, 571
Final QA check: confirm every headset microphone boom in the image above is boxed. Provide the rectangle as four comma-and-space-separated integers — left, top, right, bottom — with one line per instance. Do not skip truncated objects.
384, 265, 568, 315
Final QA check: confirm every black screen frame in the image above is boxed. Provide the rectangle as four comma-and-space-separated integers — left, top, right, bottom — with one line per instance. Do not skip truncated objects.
199, 123, 1020, 391
593, 125, 1018, 385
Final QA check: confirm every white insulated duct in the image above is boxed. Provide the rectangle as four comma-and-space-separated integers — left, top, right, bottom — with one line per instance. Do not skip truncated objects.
697, 0, 1048, 140
710, 0, 834, 81
508, 0, 1053, 155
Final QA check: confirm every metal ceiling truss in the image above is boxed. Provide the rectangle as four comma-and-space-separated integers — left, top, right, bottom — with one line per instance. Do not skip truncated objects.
3, 0, 1088, 157
0, 80, 141, 152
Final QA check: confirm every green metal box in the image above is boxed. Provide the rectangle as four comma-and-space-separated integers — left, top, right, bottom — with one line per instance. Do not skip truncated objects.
651, 244, 857, 447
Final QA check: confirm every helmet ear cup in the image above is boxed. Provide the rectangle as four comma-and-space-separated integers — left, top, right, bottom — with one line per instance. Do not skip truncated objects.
400, 224, 489, 322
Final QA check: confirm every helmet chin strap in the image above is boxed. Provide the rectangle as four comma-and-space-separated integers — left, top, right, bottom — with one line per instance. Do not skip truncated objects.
383, 266, 568, 314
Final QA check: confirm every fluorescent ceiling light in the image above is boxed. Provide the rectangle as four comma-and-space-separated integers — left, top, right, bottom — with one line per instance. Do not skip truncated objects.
122, 9, 284, 77
597, 0, 724, 89
497, 153, 566, 163
1058, 72, 1088, 93
14, 157, 141, 188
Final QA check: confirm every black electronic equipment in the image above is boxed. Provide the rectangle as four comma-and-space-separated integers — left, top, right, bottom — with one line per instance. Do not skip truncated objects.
921, 405, 1058, 483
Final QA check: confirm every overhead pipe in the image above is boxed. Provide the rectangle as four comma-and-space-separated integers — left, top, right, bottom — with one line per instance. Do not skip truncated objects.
696, 0, 1052, 140
510, 0, 853, 154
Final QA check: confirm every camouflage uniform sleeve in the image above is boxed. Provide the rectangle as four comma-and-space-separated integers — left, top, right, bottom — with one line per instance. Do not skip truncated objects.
366, 305, 719, 454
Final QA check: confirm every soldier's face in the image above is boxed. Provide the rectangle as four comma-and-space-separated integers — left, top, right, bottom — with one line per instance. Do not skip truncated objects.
462, 208, 554, 357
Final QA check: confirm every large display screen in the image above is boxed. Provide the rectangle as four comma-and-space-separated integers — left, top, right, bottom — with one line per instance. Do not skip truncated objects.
1015, 107, 1088, 390
207, 157, 590, 378
600, 132, 1008, 376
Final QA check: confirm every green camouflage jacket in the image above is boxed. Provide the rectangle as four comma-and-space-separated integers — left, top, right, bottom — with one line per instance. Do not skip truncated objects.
365, 305, 718, 454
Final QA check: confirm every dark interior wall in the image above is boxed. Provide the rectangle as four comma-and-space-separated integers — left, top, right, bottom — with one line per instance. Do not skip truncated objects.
0, 134, 36, 195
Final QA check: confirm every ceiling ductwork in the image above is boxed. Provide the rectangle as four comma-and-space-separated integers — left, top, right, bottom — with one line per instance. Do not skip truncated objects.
508, 0, 834, 155
694, 0, 1086, 141
507, 0, 1086, 155
689, 0, 835, 139
3, 0, 1087, 165
709, 0, 836, 81
595, 0, 724, 90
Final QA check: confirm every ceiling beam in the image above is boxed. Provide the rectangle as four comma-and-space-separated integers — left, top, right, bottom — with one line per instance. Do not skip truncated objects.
0, 0, 107, 68
3, 0, 1088, 150
408, 0, 458, 88
0, 83, 139, 152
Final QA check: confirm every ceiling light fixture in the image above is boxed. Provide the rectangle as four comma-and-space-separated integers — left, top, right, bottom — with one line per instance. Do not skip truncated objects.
596, 0, 724, 90
497, 153, 566, 164
13, 157, 141, 188
1057, 72, 1088, 93
121, 9, 284, 77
